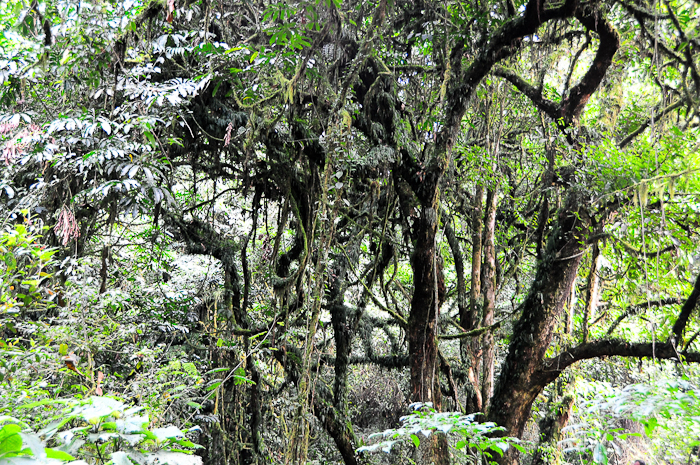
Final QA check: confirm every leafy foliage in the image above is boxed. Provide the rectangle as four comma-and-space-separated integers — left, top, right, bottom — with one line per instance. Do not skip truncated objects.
358, 403, 528, 462
0, 395, 202, 465
0, 0, 699, 465
0, 218, 56, 315
562, 375, 700, 465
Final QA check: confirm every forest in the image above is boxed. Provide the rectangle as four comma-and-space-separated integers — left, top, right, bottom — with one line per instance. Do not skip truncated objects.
0, 0, 699, 464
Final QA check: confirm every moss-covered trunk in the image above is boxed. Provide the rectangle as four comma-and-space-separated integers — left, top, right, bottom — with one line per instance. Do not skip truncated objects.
409, 206, 444, 406
488, 193, 590, 465
582, 243, 601, 343
409, 205, 449, 465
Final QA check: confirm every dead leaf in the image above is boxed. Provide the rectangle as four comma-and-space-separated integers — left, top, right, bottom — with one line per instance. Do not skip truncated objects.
95, 371, 104, 396
63, 353, 79, 373
166, 0, 175, 23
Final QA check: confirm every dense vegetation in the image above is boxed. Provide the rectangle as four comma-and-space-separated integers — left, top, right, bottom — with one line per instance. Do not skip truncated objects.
1, 0, 700, 464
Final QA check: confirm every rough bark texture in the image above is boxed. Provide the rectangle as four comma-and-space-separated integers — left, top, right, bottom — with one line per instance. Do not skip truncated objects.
408, 201, 449, 465
670, 273, 700, 346
565, 282, 576, 334
445, 214, 483, 413
488, 192, 590, 464
468, 186, 484, 329
538, 341, 700, 384
409, 206, 445, 406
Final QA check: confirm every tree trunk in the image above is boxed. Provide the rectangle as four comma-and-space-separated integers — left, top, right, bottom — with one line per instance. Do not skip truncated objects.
409, 205, 449, 465
565, 281, 576, 334
488, 193, 590, 465
410, 206, 445, 404
463, 185, 484, 413
481, 187, 498, 410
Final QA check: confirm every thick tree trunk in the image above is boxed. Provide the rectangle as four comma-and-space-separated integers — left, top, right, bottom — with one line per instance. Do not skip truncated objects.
565, 282, 576, 334
409, 206, 445, 405
329, 245, 356, 417
481, 188, 498, 410
488, 193, 590, 465
409, 205, 449, 465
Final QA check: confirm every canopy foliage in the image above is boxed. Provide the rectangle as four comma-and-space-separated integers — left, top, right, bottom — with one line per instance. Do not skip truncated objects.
1, 0, 700, 464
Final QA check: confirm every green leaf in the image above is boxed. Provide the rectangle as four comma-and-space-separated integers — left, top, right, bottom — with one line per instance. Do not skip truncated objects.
111, 450, 133, 465
0, 424, 21, 441
152, 426, 184, 442
0, 424, 23, 455
512, 443, 528, 453
206, 382, 222, 392
45, 448, 75, 460
4, 253, 16, 270
116, 414, 149, 434
643, 417, 657, 437
204, 367, 229, 375
147, 450, 203, 465
39, 415, 78, 438
233, 375, 255, 385
39, 249, 57, 261
410, 434, 419, 448
78, 397, 125, 422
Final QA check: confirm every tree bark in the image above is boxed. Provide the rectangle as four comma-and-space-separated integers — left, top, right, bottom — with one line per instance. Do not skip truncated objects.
565, 281, 576, 334
468, 186, 484, 329
488, 192, 590, 464
481, 187, 498, 410
670, 273, 700, 346
409, 206, 445, 406
464, 186, 484, 412
408, 201, 449, 465
582, 243, 601, 343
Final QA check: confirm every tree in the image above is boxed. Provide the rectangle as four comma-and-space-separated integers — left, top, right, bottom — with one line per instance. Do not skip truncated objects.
1, 0, 700, 464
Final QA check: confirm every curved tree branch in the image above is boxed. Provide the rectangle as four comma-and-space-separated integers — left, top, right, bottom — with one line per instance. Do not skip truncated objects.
492, 67, 560, 118
491, 6, 619, 143
537, 340, 700, 387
